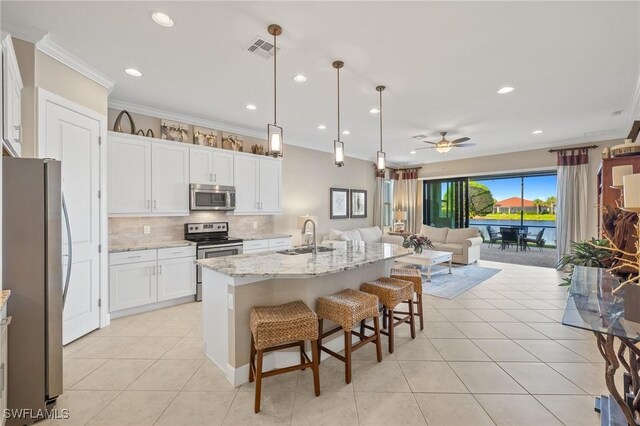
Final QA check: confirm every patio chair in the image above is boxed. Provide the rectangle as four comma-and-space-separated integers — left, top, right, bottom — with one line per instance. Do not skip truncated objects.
486, 226, 501, 248
499, 227, 519, 251
525, 228, 545, 252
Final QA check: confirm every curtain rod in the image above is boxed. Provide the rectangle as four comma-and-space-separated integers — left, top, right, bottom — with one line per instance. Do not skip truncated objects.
548, 145, 598, 153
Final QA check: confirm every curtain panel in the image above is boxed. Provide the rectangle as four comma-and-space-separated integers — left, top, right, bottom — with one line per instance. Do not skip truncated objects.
556, 148, 589, 262
392, 168, 421, 234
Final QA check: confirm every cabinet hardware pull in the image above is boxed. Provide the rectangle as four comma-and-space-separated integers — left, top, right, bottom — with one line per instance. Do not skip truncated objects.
159, 265, 163, 274
153, 200, 157, 209
152, 265, 156, 275
214, 173, 217, 182
127, 255, 142, 259
146, 200, 150, 209
209, 173, 213, 182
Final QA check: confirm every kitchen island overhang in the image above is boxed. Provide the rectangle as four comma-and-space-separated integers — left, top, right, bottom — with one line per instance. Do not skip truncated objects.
197, 241, 412, 386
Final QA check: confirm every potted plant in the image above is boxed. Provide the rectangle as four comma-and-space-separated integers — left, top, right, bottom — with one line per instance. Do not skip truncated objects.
557, 238, 611, 286
402, 234, 435, 254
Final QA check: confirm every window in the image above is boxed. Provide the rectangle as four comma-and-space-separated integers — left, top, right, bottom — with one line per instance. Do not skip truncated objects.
382, 179, 394, 227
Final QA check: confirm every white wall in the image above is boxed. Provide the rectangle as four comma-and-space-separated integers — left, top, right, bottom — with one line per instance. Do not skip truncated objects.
418, 138, 622, 239
274, 144, 375, 245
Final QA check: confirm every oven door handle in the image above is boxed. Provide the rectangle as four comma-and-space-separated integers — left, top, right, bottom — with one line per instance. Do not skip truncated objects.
198, 244, 243, 253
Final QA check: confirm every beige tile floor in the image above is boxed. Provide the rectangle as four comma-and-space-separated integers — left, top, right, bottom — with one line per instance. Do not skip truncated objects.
47, 260, 608, 425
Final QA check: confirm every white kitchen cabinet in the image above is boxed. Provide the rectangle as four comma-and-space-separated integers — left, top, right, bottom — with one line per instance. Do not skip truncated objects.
243, 237, 291, 254
108, 133, 189, 216
152, 143, 189, 214
234, 155, 260, 213
157, 256, 196, 301
2, 34, 23, 157
259, 158, 281, 213
109, 247, 196, 314
109, 260, 157, 311
189, 147, 234, 186
108, 135, 152, 214
233, 155, 282, 214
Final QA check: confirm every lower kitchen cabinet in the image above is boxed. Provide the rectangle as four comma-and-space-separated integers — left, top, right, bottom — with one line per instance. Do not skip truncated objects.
157, 256, 196, 301
109, 260, 158, 312
109, 247, 196, 314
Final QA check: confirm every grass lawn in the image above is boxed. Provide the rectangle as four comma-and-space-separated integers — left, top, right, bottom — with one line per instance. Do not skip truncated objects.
477, 213, 556, 221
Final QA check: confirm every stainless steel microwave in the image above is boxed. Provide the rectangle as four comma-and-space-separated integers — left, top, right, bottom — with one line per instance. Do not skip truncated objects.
189, 184, 236, 211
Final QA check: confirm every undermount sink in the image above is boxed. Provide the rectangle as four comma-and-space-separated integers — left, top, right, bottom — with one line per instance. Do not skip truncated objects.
277, 246, 336, 255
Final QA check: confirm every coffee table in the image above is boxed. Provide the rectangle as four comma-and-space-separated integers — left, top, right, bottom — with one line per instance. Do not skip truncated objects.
395, 250, 453, 282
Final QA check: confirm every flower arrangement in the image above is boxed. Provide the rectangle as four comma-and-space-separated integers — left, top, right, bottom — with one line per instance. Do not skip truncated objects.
402, 234, 435, 254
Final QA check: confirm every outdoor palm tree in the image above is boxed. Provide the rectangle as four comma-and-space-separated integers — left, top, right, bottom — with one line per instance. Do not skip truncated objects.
533, 198, 544, 214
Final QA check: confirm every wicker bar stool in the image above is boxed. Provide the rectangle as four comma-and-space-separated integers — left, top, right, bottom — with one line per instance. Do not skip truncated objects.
360, 277, 415, 353
390, 267, 424, 330
249, 300, 320, 413
316, 288, 382, 384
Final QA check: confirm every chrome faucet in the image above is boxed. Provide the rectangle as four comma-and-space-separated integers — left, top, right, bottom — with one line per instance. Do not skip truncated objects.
301, 218, 318, 254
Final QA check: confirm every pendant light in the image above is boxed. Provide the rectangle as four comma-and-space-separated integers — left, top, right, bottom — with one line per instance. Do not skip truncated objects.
333, 60, 345, 167
267, 24, 283, 157
376, 85, 386, 171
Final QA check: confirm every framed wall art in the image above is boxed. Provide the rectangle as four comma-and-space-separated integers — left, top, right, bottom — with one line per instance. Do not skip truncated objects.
350, 189, 367, 218
330, 188, 349, 219
161, 119, 189, 143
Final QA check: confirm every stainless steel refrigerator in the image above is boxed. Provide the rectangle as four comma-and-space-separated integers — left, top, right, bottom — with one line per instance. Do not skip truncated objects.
3, 157, 63, 425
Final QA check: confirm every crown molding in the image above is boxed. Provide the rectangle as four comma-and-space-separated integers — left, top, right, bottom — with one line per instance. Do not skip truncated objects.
0, 21, 47, 43
36, 34, 115, 92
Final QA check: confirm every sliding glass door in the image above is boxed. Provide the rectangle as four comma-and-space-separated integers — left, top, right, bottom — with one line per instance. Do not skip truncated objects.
423, 178, 469, 228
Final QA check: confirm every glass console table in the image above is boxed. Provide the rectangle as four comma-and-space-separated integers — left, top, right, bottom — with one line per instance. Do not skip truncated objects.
562, 266, 640, 426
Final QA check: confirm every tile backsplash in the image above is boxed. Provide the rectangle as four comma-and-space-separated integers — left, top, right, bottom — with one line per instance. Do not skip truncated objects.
108, 213, 273, 246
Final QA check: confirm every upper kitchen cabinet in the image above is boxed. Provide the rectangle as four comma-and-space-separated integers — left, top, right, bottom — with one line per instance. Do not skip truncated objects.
108, 132, 189, 216
189, 146, 234, 186
233, 154, 281, 214
2, 34, 23, 157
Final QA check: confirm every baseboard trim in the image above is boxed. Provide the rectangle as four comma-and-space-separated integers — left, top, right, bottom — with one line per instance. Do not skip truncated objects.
109, 295, 195, 320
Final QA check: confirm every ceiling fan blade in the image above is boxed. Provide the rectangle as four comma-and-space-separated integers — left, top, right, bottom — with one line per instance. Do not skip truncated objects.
414, 147, 431, 151
412, 134, 428, 139
452, 143, 476, 147
451, 137, 470, 144
422, 140, 438, 145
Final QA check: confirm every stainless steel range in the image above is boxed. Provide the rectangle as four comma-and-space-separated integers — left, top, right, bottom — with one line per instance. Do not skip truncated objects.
184, 222, 243, 301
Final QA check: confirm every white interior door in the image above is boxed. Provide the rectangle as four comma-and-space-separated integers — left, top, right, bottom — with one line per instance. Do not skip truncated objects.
42, 98, 101, 344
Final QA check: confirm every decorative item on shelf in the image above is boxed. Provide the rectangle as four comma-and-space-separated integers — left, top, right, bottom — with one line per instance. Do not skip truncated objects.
350, 189, 367, 219
375, 85, 386, 171
393, 210, 408, 232
602, 147, 611, 159
194, 126, 219, 147
611, 138, 640, 158
267, 24, 283, 157
136, 129, 145, 136
401, 234, 434, 254
113, 110, 136, 134
330, 188, 349, 219
297, 215, 318, 245
222, 134, 243, 152
146, 129, 155, 138
251, 144, 265, 155
161, 119, 189, 143
332, 60, 345, 167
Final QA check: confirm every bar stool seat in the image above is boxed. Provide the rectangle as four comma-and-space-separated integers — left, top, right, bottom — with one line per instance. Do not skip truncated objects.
316, 288, 382, 384
249, 300, 320, 413
390, 267, 425, 330
361, 277, 416, 353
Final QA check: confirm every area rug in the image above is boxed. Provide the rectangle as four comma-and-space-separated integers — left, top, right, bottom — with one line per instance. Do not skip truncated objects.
409, 264, 501, 299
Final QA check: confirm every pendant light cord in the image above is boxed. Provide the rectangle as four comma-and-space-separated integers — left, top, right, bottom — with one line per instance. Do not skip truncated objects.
337, 67, 341, 140
379, 88, 383, 151
273, 32, 277, 125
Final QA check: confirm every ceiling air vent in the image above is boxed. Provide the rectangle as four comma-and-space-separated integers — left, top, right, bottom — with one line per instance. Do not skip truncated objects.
246, 36, 281, 59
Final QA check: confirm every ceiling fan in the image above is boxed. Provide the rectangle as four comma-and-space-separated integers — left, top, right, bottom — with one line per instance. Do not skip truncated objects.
413, 131, 475, 153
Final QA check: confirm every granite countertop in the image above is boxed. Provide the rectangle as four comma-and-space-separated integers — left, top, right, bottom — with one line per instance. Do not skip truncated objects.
196, 241, 412, 278
109, 240, 196, 253
0, 290, 10, 310
231, 233, 292, 241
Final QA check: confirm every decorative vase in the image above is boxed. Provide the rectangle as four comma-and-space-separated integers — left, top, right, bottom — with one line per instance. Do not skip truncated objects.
624, 284, 640, 323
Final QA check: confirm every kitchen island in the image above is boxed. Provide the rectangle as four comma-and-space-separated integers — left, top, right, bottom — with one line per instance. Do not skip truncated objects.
196, 241, 412, 386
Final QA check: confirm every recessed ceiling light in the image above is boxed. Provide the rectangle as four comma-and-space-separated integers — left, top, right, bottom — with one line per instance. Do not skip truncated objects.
611, 110, 624, 116
532, 129, 543, 134
151, 12, 174, 27
292, 74, 307, 83
317, 124, 326, 130
342, 130, 350, 135
369, 108, 380, 114
124, 68, 143, 77
410, 150, 417, 154
497, 86, 515, 94
245, 104, 257, 110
